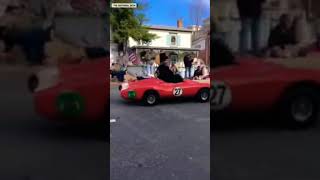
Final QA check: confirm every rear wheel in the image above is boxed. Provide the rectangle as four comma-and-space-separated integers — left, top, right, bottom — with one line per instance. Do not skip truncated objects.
280, 87, 319, 128
143, 91, 159, 106
197, 88, 210, 103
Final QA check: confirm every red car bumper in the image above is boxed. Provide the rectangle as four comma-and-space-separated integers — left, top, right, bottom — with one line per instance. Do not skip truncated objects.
33, 87, 107, 122
33, 88, 60, 121
120, 88, 143, 101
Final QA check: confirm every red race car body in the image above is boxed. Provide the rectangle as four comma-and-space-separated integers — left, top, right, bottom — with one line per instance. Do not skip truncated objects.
212, 55, 320, 126
119, 78, 210, 105
29, 58, 108, 122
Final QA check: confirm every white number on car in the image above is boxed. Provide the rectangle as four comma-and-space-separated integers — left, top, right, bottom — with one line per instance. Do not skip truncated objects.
211, 81, 232, 110
173, 87, 183, 97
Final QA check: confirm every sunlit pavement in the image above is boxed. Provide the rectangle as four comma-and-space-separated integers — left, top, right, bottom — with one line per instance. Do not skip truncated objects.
0, 67, 107, 180
110, 86, 210, 180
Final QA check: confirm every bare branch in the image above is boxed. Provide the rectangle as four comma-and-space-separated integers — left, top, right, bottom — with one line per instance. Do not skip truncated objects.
189, 0, 206, 26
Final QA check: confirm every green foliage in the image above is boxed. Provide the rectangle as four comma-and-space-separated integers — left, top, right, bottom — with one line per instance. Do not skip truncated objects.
110, 0, 157, 47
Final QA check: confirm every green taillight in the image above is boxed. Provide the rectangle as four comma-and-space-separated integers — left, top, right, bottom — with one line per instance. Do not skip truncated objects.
128, 91, 136, 99
56, 92, 85, 118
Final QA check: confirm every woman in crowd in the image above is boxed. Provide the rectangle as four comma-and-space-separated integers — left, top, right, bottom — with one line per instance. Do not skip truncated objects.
193, 59, 209, 80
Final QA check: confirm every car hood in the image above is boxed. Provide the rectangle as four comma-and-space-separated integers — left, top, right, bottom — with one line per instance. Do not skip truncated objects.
128, 78, 163, 87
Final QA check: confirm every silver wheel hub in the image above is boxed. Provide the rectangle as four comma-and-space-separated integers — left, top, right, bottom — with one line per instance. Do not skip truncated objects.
291, 97, 313, 122
201, 92, 209, 101
147, 95, 156, 104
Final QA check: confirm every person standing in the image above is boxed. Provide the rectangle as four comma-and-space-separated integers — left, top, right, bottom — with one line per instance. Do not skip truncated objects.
212, 0, 241, 52
237, 0, 266, 54
144, 49, 156, 76
183, 54, 192, 79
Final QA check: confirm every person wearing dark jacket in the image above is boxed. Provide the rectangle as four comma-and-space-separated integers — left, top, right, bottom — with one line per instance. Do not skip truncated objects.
183, 54, 192, 79
212, 37, 235, 69
156, 53, 183, 83
237, 0, 266, 54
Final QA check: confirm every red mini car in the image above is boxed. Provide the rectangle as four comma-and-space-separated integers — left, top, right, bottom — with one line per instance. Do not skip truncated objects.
28, 58, 108, 123
212, 55, 320, 126
119, 78, 210, 105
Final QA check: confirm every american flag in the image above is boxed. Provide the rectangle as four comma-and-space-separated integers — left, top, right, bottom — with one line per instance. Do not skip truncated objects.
128, 49, 141, 65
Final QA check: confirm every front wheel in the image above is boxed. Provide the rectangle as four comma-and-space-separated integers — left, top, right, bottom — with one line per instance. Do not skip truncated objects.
196, 88, 210, 103
142, 91, 159, 106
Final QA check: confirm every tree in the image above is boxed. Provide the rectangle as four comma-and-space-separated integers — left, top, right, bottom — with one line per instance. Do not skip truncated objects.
110, 0, 157, 55
189, 0, 206, 27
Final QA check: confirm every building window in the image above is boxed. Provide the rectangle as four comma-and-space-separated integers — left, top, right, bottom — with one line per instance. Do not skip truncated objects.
171, 36, 176, 45
169, 33, 178, 46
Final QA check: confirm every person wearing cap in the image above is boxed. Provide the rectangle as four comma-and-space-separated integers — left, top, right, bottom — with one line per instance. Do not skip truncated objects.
155, 53, 183, 83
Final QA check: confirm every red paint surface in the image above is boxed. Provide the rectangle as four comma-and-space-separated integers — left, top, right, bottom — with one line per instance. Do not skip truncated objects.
213, 57, 320, 112
33, 58, 108, 122
120, 78, 210, 101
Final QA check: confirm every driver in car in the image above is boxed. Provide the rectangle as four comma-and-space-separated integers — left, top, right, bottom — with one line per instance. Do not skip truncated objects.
156, 53, 183, 83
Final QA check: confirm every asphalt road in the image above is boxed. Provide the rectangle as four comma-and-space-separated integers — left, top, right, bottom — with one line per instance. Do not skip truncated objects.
0, 67, 108, 180
212, 113, 320, 180
110, 86, 210, 180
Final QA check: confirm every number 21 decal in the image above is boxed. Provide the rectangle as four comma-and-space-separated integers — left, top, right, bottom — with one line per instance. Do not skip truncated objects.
173, 87, 183, 97
210, 81, 232, 110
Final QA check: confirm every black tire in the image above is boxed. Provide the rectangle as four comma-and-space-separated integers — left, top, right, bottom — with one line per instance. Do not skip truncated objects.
197, 88, 210, 103
142, 91, 159, 106
279, 87, 319, 128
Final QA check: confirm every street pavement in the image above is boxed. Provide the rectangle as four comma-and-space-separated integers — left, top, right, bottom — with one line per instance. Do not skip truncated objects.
5, 66, 320, 180
212, 113, 320, 180
0, 66, 108, 180
110, 86, 210, 180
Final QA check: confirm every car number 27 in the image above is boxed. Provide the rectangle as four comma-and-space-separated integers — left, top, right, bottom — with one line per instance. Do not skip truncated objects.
210, 81, 232, 110
173, 87, 183, 97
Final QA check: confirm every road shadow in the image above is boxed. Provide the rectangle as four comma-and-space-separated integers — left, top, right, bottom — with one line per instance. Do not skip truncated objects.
211, 111, 320, 133
29, 120, 109, 142
117, 97, 209, 106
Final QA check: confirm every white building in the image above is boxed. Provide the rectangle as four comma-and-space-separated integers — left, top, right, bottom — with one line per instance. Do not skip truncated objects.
126, 20, 200, 65
128, 25, 193, 49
